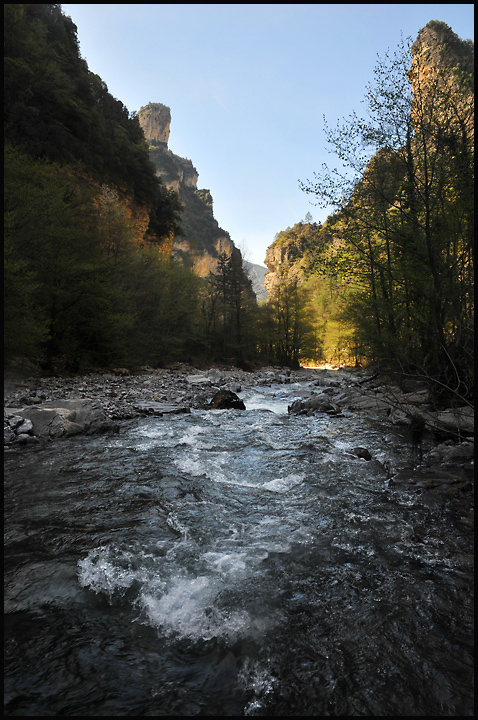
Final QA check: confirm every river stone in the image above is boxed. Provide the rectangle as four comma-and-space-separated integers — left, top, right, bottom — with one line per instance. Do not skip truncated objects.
132, 401, 190, 416
16, 418, 34, 435
7, 415, 26, 430
430, 407, 474, 436
207, 390, 245, 410
288, 394, 335, 415
350, 447, 372, 461
16, 399, 118, 438
186, 375, 212, 387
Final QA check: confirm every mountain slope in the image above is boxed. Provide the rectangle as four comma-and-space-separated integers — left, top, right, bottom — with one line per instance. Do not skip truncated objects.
138, 102, 239, 276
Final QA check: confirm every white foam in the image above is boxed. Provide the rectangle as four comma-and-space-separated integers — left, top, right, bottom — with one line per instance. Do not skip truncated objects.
141, 574, 250, 641
261, 473, 305, 493
77, 546, 156, 595
203, 551, 249, 575
173, 455, 206, 477
78, 546, 261, 642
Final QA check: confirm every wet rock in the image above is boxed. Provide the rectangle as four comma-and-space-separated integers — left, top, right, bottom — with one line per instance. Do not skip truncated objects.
389, 465, 473, 494
278, 374, 291, 384
17, 417, 34, 434
288, 394, 336, 415
207, 390, 246, 410
14, 433, 40, 445
7, 415, 26, 430
423, 441, 474, 465
350, 447, 372, 461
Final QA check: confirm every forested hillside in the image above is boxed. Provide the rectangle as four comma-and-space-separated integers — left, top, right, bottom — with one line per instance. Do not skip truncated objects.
4, 4, 257, 371
267, 21, 474, 401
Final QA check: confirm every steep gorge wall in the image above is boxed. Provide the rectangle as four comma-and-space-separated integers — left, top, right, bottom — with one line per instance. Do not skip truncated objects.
264, 21, 474, 295
138, 103, 237, 276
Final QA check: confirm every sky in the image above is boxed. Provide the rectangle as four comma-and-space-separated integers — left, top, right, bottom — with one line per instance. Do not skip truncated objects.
61, 4, 474, 267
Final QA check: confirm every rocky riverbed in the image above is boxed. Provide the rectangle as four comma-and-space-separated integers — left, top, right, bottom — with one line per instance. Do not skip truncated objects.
4, 364, 474, 498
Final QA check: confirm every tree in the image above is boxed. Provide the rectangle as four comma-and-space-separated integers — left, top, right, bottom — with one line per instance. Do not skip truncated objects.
300, 25, 474, 403
261, 265, 322, 367
202, 251, 257, 363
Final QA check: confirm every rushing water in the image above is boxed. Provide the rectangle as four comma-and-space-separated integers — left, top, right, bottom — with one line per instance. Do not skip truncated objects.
4, 381, 474, 716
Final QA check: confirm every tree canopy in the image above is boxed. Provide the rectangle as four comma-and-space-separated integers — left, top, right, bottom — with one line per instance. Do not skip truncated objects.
300, 28, 474, 401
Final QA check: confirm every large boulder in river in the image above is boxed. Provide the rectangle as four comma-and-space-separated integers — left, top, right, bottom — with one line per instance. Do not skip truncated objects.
16, 399, 118, 439
207, 390, 245, 410
288, 394, 336, 415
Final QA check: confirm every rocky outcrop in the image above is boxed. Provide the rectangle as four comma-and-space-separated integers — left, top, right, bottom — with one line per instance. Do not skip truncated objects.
410, 21, 474, 137
137, 102, 171, 145
147, 146, 199, 191
9, 400, 118, 440
264, 221, 332, 295
138, 102, 238, 277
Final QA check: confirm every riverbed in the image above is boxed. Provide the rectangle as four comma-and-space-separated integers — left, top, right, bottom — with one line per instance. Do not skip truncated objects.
4, 378, 474, 715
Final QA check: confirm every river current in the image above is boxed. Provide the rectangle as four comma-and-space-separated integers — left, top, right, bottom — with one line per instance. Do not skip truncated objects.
4, 381, 474, 716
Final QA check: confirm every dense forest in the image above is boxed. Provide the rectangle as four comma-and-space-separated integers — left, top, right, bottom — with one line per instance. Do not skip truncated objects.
4, 7, 474, 403
4, 4, 259, 371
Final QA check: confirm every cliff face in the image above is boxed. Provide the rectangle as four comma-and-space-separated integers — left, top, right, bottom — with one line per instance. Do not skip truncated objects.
410, 21, 474, 134
264, 222, 331, 295
138, 102, 236, 276
137, 102, 171, 145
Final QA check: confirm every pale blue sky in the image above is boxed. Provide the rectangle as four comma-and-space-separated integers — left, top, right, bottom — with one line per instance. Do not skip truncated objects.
62, 4, 474, 266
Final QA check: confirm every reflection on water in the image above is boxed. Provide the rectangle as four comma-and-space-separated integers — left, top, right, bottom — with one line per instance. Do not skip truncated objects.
4, 383, 474, 716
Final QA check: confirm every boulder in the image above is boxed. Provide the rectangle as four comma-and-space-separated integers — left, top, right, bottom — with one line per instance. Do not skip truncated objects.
16, 418, 34, 435
288, 394, 336, 415
349, 447, 372, 461
16, 399, 118, 439
207, 390, 245, 410
430, 407, 474, 437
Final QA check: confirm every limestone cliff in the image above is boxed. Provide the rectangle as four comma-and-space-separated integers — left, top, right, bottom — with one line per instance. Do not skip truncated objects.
264, 221, 332, 295
137, 102, 171, 145
138, 102, 237, 276
410, 21, 474, 135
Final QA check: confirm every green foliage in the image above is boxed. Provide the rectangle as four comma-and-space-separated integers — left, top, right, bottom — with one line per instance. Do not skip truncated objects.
4, 3, 194, 372
4, 144, 202, 371
199, 252, 258, 364
263, 221, 350, 365
4, 3, 182, 237
300, 29, 474, 400
126, 249, 202, 365
258, 263, 325, 367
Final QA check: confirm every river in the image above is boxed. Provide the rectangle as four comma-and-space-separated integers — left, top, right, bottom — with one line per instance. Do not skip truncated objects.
4, 380, 474, 715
